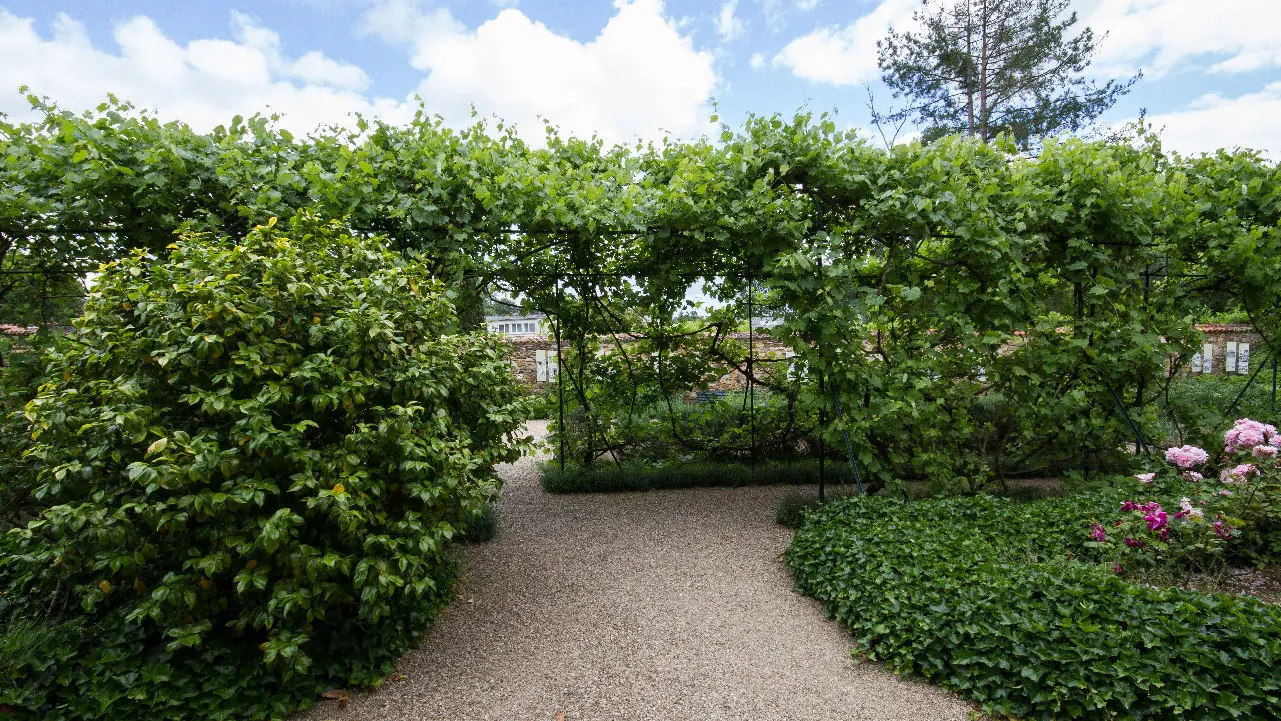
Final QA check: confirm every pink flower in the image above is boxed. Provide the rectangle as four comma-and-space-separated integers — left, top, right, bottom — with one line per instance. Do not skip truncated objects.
1189, 508, 1205, 521
1213, 521, 1233, 540
1219, 489, 1233, 496
1121, 501, 1141, 512
1183, 471, 1203, 482
1165, 445, 1209, 469
1254, 445, 1278, 459
1124, 537, 1144, 548
1089, 524, 1108, 542
1158, 527, 1171, 541
1220, 463, 1256, 485
1111, 563, 1124, 574
1135, 472, 1156, 484
1225, 418, 1280, 455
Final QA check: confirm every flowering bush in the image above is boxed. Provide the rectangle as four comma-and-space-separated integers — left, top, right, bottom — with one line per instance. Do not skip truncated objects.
1096, 418, 1281, 570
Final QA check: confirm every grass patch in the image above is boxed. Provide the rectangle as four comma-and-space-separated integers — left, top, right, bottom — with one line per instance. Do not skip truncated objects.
540, 460, 865, 494
787, 491, 1281, 720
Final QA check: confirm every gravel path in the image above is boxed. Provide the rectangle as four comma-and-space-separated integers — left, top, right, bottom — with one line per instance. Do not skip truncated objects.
296, 421, 973, 721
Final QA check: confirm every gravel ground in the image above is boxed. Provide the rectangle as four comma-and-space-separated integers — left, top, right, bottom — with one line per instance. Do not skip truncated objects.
295, 421, 973, 721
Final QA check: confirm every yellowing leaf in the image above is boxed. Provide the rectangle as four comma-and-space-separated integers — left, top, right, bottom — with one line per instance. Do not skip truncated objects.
98, 580, 112, 594
146, 437, 169, 455
332, 483, 345, 495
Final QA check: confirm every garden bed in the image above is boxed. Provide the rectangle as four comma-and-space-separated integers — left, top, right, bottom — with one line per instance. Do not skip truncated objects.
787, 490, 1281, 720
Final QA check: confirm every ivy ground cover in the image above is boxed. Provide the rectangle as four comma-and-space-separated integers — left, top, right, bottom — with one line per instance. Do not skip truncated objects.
787, 491, 1281, 720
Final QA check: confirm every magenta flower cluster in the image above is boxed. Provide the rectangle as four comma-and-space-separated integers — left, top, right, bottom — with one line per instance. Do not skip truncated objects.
1089, 524, 1108, 542
1224, 418, 1280, 455
1165, 445, 1209, 469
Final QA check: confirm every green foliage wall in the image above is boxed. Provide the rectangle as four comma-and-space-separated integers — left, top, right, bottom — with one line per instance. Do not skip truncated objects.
4, 94, 1280, 487
0, 216, 529, 719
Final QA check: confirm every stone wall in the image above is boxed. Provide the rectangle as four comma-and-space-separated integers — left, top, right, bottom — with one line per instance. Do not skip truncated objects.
1190, 324, 1267, 376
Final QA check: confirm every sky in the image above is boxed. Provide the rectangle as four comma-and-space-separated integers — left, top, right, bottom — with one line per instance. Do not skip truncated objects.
0, 0, 1279, 156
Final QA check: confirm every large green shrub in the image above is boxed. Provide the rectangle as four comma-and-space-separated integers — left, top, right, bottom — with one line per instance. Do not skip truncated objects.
0, 333, 57, 532
0, 215, 529, 720
788, 492, 1281, 719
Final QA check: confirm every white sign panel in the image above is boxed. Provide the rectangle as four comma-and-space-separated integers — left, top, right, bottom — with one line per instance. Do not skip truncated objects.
1226, 342, 1238, 374
1191, 352, 1203, 373
1239, 343, 1250, 374
536, 350, 548, 381
1202, 343, 1214, 374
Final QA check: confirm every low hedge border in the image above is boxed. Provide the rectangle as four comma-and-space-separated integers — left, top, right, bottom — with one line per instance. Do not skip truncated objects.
787, 493, 1281, 720
540, 460, 865, 494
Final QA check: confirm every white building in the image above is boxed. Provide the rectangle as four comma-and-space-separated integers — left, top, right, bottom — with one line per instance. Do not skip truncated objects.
486, 314, 547, 337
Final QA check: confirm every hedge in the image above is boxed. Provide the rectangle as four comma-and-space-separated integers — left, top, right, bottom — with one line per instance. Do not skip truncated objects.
540, 459, 867, 493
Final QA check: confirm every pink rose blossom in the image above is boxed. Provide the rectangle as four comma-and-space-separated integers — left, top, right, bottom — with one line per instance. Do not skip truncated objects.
1220, 463, 1257, 484
1135, 472, 1156, 484
1165, 445, 1209, 469
1183, 471, 1203, 482
1225, 418, 1280, 455
1254, 445, 1278, 459
1089, 524, 1108, 542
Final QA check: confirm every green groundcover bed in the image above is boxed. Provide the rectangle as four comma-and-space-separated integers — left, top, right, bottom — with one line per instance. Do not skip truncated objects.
787, 491, 1281, 720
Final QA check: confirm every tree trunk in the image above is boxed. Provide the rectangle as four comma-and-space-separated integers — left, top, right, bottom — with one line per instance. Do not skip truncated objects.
964, 1, 976, 137
979, 0, 990, 140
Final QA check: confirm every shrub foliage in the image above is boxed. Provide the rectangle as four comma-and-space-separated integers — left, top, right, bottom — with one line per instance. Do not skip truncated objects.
0, 216, 528, 719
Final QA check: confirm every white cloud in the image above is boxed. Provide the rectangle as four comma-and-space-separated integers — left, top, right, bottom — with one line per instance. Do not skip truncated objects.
749, 51, 766, 69
796, 0, 820, 9
0, 2, 718, 146
772, 0, 917, 85
0, 9, 405, 133
1081, 0, 1281, 78
1135, 82, 1281, 156
716, 0, 745, 42
363, 0, 719, 143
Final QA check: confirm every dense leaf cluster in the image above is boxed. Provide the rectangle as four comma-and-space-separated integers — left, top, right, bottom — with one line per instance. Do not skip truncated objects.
788, 492, 1281, 719
0, 216, 528, 719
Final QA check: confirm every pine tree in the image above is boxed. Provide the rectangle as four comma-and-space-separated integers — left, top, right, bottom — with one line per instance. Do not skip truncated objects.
876, 0, 1139, 147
